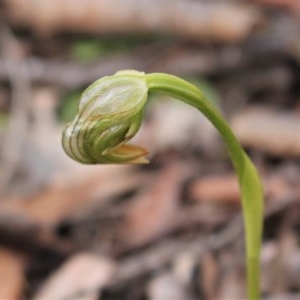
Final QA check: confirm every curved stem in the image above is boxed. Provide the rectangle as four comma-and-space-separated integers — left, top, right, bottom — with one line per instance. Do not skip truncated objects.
146, 73, 264, 300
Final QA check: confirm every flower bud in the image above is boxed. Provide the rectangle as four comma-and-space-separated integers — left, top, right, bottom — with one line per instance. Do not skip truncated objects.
62, 70, 149, 164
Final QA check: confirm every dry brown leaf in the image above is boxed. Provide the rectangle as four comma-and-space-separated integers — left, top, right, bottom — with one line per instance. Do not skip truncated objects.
120, 162, 182, 248
33, 252, 115, 300
216, 252, 246, 299
231, 107, 300, 158
5, 0, 261, 42
265, 175, 291, 200
189, 174, 240, 204
189, 172, 291, 204
1, 164, 138, 227
0, 247, 25, 300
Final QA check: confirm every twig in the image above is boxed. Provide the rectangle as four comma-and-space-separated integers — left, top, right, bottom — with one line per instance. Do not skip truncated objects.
0, 25, 31, 196
0, 44, 288, 90
62, 194, 296, 300
112, 195, 296, 285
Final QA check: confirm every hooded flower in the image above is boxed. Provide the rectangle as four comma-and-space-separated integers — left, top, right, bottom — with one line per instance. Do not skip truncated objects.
62, 70, 149, 164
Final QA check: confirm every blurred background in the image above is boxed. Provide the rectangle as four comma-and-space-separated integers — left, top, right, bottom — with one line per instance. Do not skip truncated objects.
0, 0, 299, 299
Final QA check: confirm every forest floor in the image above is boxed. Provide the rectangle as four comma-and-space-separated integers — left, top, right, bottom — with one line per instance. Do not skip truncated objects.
0, 0, 300, 299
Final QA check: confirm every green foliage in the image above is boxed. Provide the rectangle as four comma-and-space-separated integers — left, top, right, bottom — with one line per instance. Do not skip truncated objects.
69, 36, 162, 62
58, 90, 81, 123
70, 39, 104, 62
0, 112, 9, 128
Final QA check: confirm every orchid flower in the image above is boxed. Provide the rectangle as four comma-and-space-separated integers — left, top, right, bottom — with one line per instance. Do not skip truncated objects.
62, 70, 264, 299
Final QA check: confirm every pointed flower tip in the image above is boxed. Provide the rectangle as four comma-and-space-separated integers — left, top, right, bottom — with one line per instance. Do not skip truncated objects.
107, 143, 149, 164
131, 157, 149, 164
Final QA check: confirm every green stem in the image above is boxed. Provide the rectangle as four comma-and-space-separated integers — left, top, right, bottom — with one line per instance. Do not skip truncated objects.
146, 73, 264, 300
